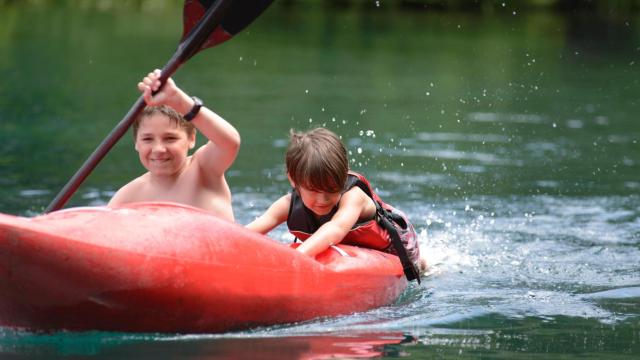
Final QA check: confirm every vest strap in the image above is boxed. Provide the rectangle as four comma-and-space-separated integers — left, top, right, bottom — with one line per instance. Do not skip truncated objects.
376, 204, 421, 284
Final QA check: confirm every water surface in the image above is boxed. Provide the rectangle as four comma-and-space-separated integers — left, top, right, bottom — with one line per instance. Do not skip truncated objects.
0, 1, 639, 358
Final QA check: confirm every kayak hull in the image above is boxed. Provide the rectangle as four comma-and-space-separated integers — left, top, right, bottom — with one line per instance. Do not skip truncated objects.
0, 202, 407, 333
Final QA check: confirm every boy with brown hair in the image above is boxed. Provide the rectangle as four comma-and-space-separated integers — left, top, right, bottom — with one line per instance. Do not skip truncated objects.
108, 69, 240, 221
246, 127, 426, 281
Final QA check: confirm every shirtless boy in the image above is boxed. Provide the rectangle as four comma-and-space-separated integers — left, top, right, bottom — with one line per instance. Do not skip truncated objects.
108, 69, 239, 221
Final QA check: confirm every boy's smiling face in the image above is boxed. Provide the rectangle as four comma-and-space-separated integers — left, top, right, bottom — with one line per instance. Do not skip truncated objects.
134, 114, 196, 177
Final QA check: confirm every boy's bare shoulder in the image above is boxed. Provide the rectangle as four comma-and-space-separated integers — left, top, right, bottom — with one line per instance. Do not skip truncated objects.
340, 186, 377, 214
124, 173, 151, 191
109, 174, 149, 206
342, 185, 370, 202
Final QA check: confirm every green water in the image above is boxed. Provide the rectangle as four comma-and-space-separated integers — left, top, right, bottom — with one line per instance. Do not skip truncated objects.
1, 1, 639, 358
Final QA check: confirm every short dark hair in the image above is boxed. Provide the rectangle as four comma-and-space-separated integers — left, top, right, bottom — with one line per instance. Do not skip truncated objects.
133, 105, 195, 138
285, 128, 348, 193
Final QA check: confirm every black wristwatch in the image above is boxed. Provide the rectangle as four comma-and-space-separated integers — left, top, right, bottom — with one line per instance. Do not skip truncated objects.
183, 96, 203, 121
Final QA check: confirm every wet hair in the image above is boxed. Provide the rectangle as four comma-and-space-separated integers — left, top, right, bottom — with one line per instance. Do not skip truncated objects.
132, 105, 195, 139
286, 127, 348, 193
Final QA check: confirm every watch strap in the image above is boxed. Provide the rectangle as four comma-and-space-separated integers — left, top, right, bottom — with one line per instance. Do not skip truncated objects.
183, 96, 203, 121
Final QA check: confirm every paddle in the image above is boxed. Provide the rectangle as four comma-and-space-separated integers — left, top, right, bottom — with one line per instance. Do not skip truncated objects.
45, 0, 274, 213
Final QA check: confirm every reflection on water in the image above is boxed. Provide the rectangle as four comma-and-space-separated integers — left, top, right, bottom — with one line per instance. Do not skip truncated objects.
1, 1, 639, 359
0, 330, 413, 359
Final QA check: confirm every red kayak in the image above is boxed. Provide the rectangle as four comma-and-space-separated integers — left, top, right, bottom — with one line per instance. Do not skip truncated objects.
0, 202, 408, 333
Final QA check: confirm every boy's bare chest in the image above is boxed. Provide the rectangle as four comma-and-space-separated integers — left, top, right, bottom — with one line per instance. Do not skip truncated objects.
142, 172, 229, 211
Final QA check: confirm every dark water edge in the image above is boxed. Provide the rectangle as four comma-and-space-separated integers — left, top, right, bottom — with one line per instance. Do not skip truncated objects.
1, 315, 639, 359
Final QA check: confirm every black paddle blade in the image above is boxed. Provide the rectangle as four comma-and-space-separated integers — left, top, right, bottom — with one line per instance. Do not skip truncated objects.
182, 0, 274, 53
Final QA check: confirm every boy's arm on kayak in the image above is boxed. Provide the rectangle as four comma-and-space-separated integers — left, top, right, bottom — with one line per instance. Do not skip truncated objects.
245, 194, 291, 234
295, 188, 367, 257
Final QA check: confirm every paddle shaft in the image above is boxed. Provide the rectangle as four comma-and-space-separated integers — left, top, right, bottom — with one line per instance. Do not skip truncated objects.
45, 0, 234, 213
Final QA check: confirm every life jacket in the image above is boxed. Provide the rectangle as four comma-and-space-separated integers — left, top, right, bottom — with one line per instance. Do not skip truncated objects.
287, 171, 421, 282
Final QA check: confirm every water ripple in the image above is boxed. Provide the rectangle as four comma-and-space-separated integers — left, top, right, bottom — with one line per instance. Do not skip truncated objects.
465, 112, 547, 124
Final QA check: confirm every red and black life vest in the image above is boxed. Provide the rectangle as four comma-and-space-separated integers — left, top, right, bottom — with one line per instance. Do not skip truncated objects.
287, 171, 421, 282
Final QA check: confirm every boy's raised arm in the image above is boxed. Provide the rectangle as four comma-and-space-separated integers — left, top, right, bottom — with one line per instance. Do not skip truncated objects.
189, 105, 240, 176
